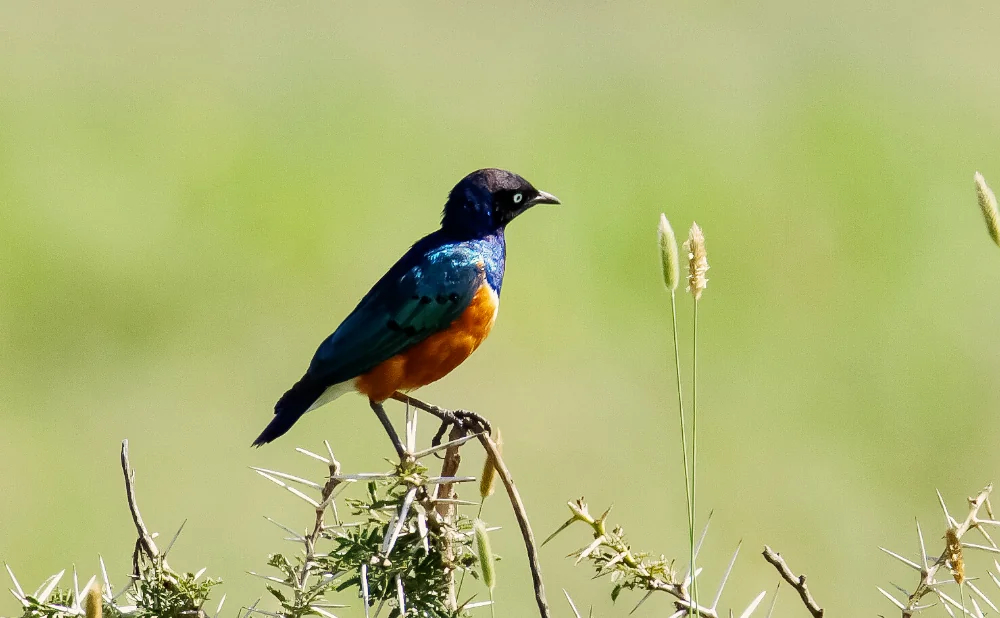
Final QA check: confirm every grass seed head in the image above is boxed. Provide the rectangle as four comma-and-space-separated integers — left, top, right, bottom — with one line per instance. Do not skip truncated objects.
480, 430, 502, 499
85, 582, 102, 618
684, 222, 709, 300
945, 526, 965, 584
658, 214, 680, 291
975, 171, 1000, 247
474, 519, 496, 590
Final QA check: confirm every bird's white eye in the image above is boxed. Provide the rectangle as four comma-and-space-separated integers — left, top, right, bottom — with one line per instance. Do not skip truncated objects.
513, 193, 523, 204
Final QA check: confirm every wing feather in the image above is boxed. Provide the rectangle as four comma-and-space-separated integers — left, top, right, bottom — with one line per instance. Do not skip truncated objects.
305, 243, 486, 384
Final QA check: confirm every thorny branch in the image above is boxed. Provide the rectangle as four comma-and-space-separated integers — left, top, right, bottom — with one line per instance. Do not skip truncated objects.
561, 499, 723, 618
879, 483, 998, 617
298, 443, 342, 592
761, 546, 824, 618
120, 440, 215, 618
388, 392, 552, 618
6, 441, 222, 618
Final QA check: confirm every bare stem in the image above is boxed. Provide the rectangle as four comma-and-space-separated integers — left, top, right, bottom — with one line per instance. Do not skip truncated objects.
762, 546, 823, 617
121, 440, 161, 574
478, 433, 551, 618
119, 439, 191, 609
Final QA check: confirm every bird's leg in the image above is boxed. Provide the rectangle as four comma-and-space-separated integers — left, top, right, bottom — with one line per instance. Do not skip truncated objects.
370, 400, 406, 460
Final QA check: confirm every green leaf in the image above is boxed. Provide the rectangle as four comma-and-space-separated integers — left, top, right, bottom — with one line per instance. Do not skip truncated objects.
266, 585, 287, 603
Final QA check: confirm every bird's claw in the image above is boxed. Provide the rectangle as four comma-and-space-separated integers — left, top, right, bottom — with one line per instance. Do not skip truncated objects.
429, 408, 492, 449
452, 409, 492, 434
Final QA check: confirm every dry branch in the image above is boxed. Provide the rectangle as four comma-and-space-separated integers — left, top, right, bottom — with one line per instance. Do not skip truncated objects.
761, 546, 824, 617
121, 439, 160, 574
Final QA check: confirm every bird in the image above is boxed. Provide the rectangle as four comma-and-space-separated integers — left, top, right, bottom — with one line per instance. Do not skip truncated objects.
253, 168, 560, 446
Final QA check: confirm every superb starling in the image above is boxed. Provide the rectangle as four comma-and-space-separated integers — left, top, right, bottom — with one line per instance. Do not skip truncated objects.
253, 168, 559, 445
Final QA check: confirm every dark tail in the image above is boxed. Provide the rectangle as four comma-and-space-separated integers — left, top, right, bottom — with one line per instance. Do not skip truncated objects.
252, 375, 327, 446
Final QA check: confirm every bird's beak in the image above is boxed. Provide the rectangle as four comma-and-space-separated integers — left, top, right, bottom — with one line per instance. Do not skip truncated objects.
528, 190, 561, 206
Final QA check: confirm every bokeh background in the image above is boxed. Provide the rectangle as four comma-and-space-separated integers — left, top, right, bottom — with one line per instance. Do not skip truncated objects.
3, 1, 1000, 615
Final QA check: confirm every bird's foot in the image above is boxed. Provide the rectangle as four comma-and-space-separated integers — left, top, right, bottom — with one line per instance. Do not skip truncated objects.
453, 409, 492, 434
389, 392, 492, 449
429, 408, 492, 447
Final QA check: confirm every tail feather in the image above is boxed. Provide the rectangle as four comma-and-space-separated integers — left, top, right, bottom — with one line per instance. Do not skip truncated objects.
253, 375, 328, 446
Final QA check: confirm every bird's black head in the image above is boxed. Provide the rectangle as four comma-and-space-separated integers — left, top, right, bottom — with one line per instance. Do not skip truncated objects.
440, 168, 560, 237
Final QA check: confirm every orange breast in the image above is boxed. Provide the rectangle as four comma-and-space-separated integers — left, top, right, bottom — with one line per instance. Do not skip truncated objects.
355, 284, 500, 402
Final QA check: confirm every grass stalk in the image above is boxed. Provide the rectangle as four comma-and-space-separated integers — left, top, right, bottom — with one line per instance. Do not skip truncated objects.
669, 290, 696, 617
690, 296, 701, 615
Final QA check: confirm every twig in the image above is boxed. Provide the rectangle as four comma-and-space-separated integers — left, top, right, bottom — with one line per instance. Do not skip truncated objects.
121, 440, 161, 574
120, 439, 204, 614
298, 445, 343, 591
478, 433, 551, 618
387, 392, 552, 618
761, 546, 823, 618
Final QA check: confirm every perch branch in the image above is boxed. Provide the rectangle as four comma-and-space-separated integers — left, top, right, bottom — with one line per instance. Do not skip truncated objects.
762, 546, 823, 618
390, 392, 491, 441
389, 392, 551, 618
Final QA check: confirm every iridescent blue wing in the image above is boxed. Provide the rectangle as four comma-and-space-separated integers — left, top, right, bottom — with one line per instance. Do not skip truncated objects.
306, 241, 485, 384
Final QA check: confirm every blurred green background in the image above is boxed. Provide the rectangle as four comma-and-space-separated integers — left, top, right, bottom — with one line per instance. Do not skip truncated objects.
3, 1, 1000, 615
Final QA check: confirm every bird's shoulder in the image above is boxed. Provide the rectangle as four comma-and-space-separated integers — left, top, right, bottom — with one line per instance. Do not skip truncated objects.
306, 232, 501, 378
333, 232, 500, 336
379, 231, 505, 297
